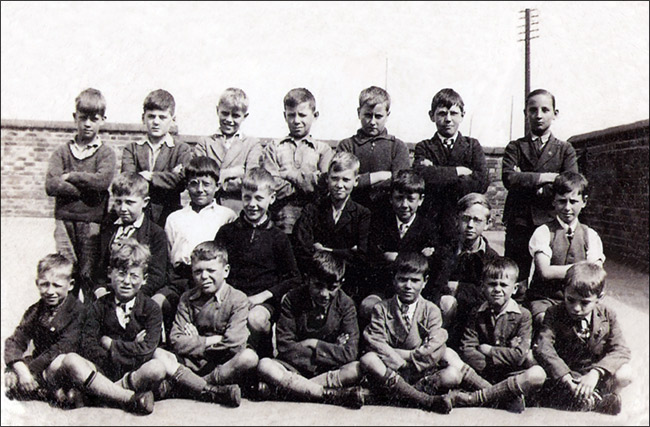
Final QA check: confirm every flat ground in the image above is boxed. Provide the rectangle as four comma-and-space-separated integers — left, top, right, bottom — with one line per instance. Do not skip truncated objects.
1, 218, 648, 425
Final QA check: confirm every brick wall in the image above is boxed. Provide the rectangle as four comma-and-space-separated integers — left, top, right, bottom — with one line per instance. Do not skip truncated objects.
1, 119, 506, 227
569, 119, 649, 271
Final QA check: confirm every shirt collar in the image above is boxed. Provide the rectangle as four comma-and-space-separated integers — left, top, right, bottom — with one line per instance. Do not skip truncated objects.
396, 297, 418, 317
114, 213, 145, 228
281, 135, 315, 148
214, 129, 241, 139
137, 133, 175, 148
556, 216, 578, 234
457, 236, 487, 255
478, 298, 521, 318
187, 199, 219, 213
436, 132, 458, 144
532, 132, 552, 144
189, 283, 227, 304
396, 213, 417, 229
115, 296, 136, 310
71, 136, 102, 150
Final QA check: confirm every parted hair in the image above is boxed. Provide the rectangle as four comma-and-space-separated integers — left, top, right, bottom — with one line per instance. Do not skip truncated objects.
143, 89, 176, 115
359, 86, 391, 110
430, 88, 465, 114
191, 240, 228, 265
457, 192, 492, 217
527, 88, 556, 110
328, 151, 360, 175
219, 88, 249, 113
75, 88, 106, 116
391, 169, 425, 195
37, 253, 74, 279
565, 262, 607, 297
110, 172, 149, 199
283, 88, 316, 111
393, 252, 429, 278
552, 171, 589, 197
482, 256, 519, 283
109, 238, 150, 271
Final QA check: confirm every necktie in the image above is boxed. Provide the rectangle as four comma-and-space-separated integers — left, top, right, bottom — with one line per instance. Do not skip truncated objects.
399, 222, 409, 239
117, 302, 132, 328
575, 318, 590, 340
401, 304, 411, 329
443, 138, 454, 150
115, 225, 135, 241
534, 137, 544, 155
566, 227, 574, 243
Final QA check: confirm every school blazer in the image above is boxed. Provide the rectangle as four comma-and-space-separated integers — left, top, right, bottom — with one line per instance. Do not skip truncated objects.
364, 296, 448, 373
534, 303, 631, 380
369, 213, 439, 262
276, 285, 359, 376
502, 134, 578, 227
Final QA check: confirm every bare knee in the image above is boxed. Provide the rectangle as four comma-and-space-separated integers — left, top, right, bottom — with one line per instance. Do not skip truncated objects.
524, 365, 547, 387
152, 348, 180, 374
360, 295, 382, 321
257, 357, 283, 380
248, 307, 271, 334
442, 347, 463, 369
238, 349, 259, 370
613, 363, 633, 389
61, 353, 94, 379
360, 352, 385, 377
436, 366, 463, 388
534, 312, 545, 328
439, 295, 457, 317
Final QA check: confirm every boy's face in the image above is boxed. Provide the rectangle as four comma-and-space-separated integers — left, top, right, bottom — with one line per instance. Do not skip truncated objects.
525, 94, 557, 136
113, 194, 149, 225
357, 103, 390, 136
217, 103, 248, 137
553, 189, 586, 224
394, 271, 427, 305
110, 265, 146, 302
391, 190, 423, 223
483, 272, 518, 311
327, 168, 358, 202
284, 102, 318, 139
564, 286, 602, 321
242, 186, 275, 224
192, 258, 230, 296
142, 108, 175, 140
429, 104, 464, 138
308, 276, 341, 308
36, 267, 74, 308
188, 175, 218, 208
73, 111, 105, 143
457, 204, 490, 243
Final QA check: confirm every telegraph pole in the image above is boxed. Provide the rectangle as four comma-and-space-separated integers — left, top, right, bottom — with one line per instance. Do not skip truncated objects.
519, 8, 539, 135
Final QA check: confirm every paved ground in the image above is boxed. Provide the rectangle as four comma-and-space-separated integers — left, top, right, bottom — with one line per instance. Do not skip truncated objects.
1, 218, 648, 425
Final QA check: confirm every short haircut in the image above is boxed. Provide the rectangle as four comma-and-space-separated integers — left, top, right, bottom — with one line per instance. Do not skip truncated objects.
110, 172, 149, 199
242, 167, 276, 194
553, 171, 589, 197
359, 86, 391, 111
143, 89, 175, 115
186, 156, 219, 184
284, 88, 316, 112
75, 88, 106, 116
430, 88, 465, 114
482, 256, 519, 283
191, 240, 228, 265
526, 88, 556, 110
37, 253, 74, 279
109, 238, 150, 271
565, 262, 607, 297
457, 192, 492, 217
308, 251, 346, 284
391, 169, 425, 195
393, 252, 429, 277
218, 88, 249, 113
328, 151, 360, 175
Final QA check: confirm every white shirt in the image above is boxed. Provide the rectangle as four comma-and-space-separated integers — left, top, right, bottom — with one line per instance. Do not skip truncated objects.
115, 297, 136, 329
165, 200, 237, 266
396, 214, 417, 239
113, 213, 145, 241
477, 298, 522, 319
69, 137, 103, 160
397, 298, 417, 325
332, 197, 350, 224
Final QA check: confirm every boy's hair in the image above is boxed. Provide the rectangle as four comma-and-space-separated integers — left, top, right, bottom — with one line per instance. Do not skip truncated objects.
37, 253, 74, 279
526, 88, 556, 110
565, 262, 607, 297
191, 240, 228, 265
75, 88, 106, 116
393, 252, 429, 277
143, 89, 176, 115
552, 171, 589, 197
482, 256, 519, 283
110, 172, 149, 199
186, 156, 219, 183
328, 151, 360, 175
430, 88, 465, 114
218, 88, 249, 113
457, 192, 492, 217
308, 251, 346, 284
359, 86, 391, 111
283, 88, 316, 112
109, 238, 150, 271
242, 167, 276, 194
391, 169, 425, 195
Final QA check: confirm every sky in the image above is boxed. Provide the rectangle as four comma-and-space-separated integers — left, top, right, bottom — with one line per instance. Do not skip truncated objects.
1, 1, 648, 146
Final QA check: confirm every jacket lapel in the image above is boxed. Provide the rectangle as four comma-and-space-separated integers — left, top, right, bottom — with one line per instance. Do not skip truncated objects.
520, 135, 540, 169
386, 297, 409, 344
536, 135, 560, 169
430, 135, 448, 165
154, 143, 172, 171
335, 200, 354, 231
136, 143, 152, 171
588, 305, 608, 347
448, 134, 469, 164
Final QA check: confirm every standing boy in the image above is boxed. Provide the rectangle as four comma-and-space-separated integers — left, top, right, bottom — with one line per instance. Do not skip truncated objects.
413, 88, 488, 243
337, 86, 410, 214
45, 88, 116, 302
502, 89, 578, 287
194, 88, 262, 214
121, 89, 193, 227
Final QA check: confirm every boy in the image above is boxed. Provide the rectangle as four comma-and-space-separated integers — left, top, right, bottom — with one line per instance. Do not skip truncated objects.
121, 89, 193, 227
170, 241, 259, 393
159, 156, 237, 335
93, 173, 168, 300
261, 88, 334, 234
337, 86, 410, 213
435, 193, 499, 349
455, 257, 547, 412
527, 172, 604, 326
214, 167, 301, 357
413, 88, 488, 243
68, 238, 240, 413
194, 88, 262, 214
257, 251, 364, 408
534, 263, 632, 415
361, 169, 439, 320
502, 89, 579, 286
45, 88, 116, 302
293, 152, 371, 302
4, 254, 85, 407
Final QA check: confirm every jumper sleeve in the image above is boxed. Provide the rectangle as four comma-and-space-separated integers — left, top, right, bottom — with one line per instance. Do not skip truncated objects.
140, 226, 169, 296
292, 204, 317, 267
64, 146, 116, 191
391, 139, 411, 175
269, 233, 301, 298
45, 145, 82, 197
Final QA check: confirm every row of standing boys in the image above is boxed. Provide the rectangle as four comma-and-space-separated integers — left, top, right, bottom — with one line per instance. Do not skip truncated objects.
4, 85, 631, 416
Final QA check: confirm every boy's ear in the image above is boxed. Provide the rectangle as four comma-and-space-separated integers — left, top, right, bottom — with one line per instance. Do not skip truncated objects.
223, 263, 231, 278
141, 113, 146, 124
357, 107, 362, 118
72, 112, 78, 121
143, 196, 151, 208
313, 110, 319, 119
428, 110, 435, 122
353, 174, 360, 188
582, 194, 588, 205
244, 112, 250, 118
